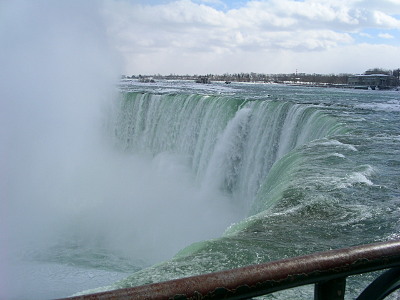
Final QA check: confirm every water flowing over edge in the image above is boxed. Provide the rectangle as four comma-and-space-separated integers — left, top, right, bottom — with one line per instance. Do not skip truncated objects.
74, 91, 356, 295
110, 92, 347, 215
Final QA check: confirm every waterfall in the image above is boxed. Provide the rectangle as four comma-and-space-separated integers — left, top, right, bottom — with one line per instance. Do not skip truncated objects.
111, 92, 345, 213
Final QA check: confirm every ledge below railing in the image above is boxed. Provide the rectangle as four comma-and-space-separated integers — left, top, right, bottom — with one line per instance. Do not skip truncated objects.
61, 239, 400, 300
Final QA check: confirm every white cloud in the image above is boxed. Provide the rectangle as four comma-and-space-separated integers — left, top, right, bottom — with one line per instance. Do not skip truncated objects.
102, 0, 400, 74
104, 0, 356, 51
378, 32, 395, 39
121, 42, 400, 75
357, 0, 400, 15
373, 10, 400, 28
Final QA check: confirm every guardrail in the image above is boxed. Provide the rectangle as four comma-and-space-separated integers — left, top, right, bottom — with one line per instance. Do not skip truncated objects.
62, 240, 400, 300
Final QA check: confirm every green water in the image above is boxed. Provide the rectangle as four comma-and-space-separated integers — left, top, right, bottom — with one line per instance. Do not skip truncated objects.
79, 81, 400, 298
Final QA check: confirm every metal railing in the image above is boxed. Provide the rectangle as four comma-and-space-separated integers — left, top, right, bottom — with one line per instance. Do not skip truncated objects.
62, 239, 400, 300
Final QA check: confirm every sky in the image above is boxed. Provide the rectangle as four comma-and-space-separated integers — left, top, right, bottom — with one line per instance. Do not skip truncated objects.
1, 0, 400, 75
101, 0, 400, 75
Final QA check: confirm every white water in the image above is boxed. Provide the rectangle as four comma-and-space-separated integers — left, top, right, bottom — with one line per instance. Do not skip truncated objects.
114, 93, 345, 215
202, 108, 252, 198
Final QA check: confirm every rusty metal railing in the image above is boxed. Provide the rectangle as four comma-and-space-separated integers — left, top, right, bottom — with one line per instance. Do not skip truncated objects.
62, 239, 400, 300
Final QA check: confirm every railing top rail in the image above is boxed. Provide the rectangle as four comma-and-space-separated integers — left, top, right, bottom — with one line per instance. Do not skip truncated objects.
62, 239, 400, 300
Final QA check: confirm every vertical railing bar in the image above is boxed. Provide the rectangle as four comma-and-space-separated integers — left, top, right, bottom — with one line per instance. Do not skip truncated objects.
356, 267, 400, 300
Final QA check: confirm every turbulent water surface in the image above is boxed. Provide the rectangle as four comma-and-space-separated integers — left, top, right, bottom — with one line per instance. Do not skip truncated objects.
4, 80, 400, 299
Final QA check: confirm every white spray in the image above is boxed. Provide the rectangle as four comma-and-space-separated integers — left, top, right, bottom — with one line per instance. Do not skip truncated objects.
0, 2, 242, 298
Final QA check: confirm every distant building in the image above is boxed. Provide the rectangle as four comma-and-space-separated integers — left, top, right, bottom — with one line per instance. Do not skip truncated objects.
195, 76, 211, 84
138, 76, 155, 83
347, 74, 398, 90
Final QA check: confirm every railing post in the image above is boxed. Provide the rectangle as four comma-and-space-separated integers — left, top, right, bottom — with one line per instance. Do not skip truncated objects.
356, 267, 400, 300
314, 277, 346, 300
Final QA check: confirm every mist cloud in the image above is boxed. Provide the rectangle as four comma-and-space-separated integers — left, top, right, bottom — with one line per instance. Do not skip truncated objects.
0, 1, 121, 297
0, 2, 244, 298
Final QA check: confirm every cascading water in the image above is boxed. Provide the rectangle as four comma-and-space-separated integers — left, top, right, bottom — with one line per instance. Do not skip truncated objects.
110, 92, 346, 214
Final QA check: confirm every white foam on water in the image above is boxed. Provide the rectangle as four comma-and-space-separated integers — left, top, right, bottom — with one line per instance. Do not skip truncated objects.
356, 99, 400, 112
338, 166, 375, 188
332, 153, 346, 158
313, 139, 358, 151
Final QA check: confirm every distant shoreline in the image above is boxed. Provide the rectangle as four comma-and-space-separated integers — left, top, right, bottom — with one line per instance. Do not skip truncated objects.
123, 68, 400, 90
122, 74, 400, 91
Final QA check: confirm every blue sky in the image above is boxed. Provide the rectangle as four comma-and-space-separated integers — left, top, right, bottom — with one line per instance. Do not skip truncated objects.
132, 0, 248, 10
353, 28, 400, 45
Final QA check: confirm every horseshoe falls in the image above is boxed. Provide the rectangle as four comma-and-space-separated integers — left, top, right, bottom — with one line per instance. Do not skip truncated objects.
3, 81, 400, 299
111, 92, 344, 215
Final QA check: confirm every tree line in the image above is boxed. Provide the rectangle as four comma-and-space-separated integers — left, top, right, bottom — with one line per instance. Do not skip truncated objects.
124, 68, 400, 85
